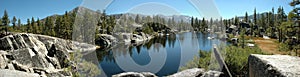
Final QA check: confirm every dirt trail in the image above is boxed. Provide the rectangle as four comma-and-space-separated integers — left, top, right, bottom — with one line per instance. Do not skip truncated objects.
254, 38, 286, 55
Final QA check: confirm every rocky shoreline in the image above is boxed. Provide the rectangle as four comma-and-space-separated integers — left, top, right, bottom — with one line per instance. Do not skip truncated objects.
2, 32, 299, 77
95, 32, 160, 49
0, 32, 224, 77
0, 33, 97, 77
0, 31, 174, 77
112, 68, 223, 77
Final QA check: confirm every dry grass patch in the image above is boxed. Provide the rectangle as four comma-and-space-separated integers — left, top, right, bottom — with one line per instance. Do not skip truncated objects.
253, 37, 287, 55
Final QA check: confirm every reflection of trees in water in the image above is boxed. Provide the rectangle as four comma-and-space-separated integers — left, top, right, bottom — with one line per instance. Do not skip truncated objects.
128, 46, 133, 56
192, 32, 198, 47
96, 49, 116, 63
96, 32, 218, 64
167, 34, 177, 48
145, 35, 177, 50
201, 33, 208, 47
112, 44, 131, 57
96, 34, 177, 63
136, 45, 142, 54
178, 33, 185, 44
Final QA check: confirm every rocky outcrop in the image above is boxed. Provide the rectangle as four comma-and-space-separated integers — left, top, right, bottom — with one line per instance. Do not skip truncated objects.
113, 68, 223, 77
201, 70, 223, 77
96, 32, 153, 49
112, 72, 157, 77
131, 32, 152, 45
0, 69, 40, 77
118, 32, 152, 44
249, 54, 300, 77
167, 68, 223, 77
167, 68, 205, 77
96, 34, 118, 48
0, 33, 97, 77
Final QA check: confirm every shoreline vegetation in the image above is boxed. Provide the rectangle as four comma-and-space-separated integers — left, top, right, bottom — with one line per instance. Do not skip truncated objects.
180, 1, 300, 76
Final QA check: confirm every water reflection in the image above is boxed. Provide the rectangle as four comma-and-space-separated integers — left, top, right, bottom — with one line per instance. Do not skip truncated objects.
96, 34, 177, 62
96, 32, 223, 77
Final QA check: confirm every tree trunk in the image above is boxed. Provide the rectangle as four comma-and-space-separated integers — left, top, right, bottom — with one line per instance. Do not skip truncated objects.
5, 26, 7, 35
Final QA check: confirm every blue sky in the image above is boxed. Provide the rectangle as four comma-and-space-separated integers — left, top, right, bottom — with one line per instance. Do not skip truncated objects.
215, 0, 293, 19
0, 0, 82, 24
0, 0, 294, 24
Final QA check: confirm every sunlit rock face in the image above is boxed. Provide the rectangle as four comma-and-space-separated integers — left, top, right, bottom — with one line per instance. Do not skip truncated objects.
249, 54, 300, 77
112, 72, 158, 77
112, 68, 224, 77
167, 68, 205, 77
0, 69, 40, 77
95, 32, 153, 49
167, 68, 223, 77
0, 33, 96, 77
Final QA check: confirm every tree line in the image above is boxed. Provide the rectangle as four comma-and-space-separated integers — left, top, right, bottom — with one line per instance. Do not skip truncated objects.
223, 1, 300, 54
190, 17, 208, 33
0, 8, 116, 41
0, 10, 75, 39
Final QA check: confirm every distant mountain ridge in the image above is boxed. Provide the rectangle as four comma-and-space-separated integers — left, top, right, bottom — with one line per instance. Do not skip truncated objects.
39, 6, 193, 24
236, 12, 277, 21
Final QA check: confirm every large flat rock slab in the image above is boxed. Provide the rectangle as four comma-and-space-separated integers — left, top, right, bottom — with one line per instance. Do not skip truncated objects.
0, 69, 40, 77
0, 33, 99, 77
249, 54, 300, 77
167, 68, 205, 77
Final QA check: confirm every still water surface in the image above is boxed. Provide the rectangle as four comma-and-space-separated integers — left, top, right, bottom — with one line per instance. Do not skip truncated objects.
96, 32, 224, 77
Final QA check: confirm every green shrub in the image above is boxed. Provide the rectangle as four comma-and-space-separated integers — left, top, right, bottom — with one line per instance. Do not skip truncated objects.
179, 50, 211, 71
180, 45, 266, 76
70, 50, 101, 77
225, 45, 266, 76
279, 43, 290, 52
142, 25, 154, 34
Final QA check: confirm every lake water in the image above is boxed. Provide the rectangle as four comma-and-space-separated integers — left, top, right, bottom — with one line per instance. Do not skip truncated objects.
95, 32, 225, 77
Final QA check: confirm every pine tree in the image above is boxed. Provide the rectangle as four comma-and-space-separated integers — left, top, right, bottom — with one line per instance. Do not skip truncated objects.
12, 16, 17, 29
26, 19, 30, 33
290, 0, 300, 56
96, 15, 101, 35
234, 16, 239, 25
63, 11, 71, 39
44, 17, 55, 36
36, 18, 41, 34
195, 17, 199, 30
167, 18, 172, 27
277, 6, 286, 42
210, 17, 213, 28
253, 8, 257, 36
44, 17, 49, 35
31, 17, 37, 34
201, 17, 206, 32
100, 10, 107, 34
260, 13, 266, 30
2, 10, 10, 35
254, 8, 257, 25
135, 14, 140, 24
55, 16, 63, 37
240, 28, 246, 48
244, 12, 248, 23
266, 12, 273, 36
270, 7, 275, 37
17, 19, 21, 30
179, 19, 184, 31
107, 16, 116, 34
